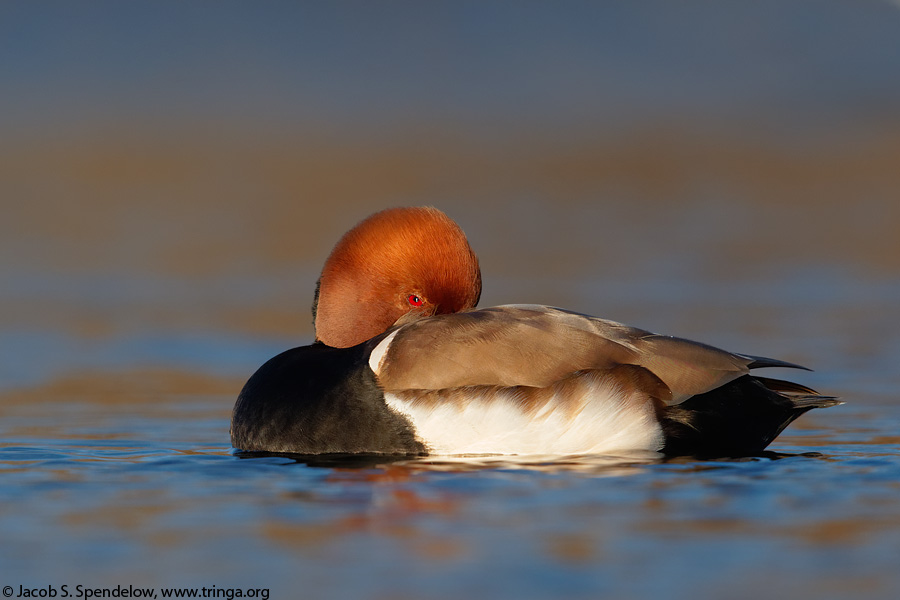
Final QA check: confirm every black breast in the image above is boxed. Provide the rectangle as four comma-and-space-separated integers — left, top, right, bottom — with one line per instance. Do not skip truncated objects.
230, 341, 427, 455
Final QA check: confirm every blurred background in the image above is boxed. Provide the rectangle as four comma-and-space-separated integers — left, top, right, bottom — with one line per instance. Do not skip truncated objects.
3, 2, 900, 598
2, 0, 899, 394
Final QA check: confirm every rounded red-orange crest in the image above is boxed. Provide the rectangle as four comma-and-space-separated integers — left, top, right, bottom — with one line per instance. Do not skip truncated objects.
314, 207, 481, 348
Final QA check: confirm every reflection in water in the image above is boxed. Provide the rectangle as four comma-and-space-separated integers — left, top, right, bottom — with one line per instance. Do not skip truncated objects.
236, 449, 660, 475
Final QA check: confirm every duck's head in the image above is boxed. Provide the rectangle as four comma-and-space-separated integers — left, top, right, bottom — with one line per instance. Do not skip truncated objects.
313, 207, 482, 348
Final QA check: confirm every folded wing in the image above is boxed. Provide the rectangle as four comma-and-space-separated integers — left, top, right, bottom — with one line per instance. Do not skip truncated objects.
371, 304, 804, 404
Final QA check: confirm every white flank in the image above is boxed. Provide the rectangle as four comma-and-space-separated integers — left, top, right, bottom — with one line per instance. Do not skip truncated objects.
383, 378, 665, 456
368, 329, 399, 375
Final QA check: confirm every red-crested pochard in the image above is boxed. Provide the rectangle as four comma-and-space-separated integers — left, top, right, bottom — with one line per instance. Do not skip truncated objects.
231, 207, 839, 457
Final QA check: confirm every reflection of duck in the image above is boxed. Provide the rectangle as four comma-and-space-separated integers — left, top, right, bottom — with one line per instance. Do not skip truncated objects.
231, 207, 839, 457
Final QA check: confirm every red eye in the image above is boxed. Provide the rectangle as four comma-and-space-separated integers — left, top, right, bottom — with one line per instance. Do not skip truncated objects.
408, 294, 424, 307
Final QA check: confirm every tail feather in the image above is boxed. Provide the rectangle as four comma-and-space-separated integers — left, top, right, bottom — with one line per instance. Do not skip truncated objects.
782, 394, 843, 410
661, 375, 841, 457
754, 376, 831, 397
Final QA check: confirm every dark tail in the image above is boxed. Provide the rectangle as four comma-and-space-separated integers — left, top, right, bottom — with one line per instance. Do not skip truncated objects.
661, 375, 841, 457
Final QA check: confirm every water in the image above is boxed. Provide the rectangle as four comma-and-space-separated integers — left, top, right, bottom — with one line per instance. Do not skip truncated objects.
3, 2, 900, 599
3, 377, 900, 599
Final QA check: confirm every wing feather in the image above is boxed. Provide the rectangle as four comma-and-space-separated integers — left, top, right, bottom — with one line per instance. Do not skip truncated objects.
374, 305, 802, 405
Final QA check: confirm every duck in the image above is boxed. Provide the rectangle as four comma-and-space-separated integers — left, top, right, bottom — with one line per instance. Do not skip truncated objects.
231, 206, 839, 458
